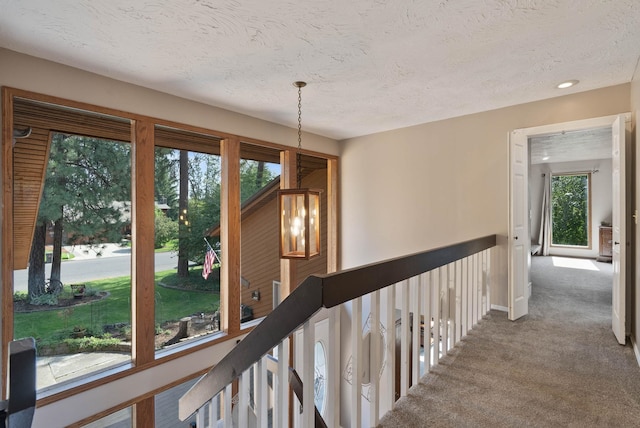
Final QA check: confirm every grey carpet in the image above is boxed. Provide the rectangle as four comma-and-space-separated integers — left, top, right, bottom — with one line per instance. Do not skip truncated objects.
378, 256, 640, 427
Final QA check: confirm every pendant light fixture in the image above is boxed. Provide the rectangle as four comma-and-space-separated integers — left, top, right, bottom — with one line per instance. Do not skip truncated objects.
278, 81, 321, 260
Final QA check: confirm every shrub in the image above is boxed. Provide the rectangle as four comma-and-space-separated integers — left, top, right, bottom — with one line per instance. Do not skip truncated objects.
155, 209, 179, 249
29, 293, 58, 306
63, 336, 122, 352
13, 291, 28, 302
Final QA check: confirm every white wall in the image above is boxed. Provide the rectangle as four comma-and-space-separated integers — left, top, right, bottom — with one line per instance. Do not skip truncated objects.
340, 84, 631, 309
529, 159, 612, 259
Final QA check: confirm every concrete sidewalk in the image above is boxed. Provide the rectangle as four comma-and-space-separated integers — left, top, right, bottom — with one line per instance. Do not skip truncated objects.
63, 243, 131, 261
37, 352, 130, 390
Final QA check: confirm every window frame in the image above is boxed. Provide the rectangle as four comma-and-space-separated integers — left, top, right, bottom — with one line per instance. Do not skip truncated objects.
1, 87, 338, 424
549, 172, 592, 249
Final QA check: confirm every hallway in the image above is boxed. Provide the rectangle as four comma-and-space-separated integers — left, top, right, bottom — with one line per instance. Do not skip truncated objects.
379, 256, 640, 427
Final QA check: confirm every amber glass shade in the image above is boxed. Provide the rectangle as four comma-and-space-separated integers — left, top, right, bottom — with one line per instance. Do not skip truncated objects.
278, 188, 321, 259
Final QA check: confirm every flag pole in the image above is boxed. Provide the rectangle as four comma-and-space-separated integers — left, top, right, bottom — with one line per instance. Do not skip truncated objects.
203, 237, 220, 265
203, 237, 214, 251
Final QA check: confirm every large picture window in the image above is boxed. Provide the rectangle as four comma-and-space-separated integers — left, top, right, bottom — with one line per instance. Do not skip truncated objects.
551, 173, 591, 247
2, 88, 337, 426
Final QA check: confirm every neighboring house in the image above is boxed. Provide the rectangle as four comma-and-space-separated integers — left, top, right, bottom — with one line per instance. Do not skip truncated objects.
1, 50, 640, 427
40, 200, 165, 249
206, 170, 328, 320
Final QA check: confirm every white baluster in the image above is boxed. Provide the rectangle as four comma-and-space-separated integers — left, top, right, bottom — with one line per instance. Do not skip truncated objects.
370, 290, 381, 426
461, 258, 468, 338
467, 256, 473, 333
454, 260, 462, 345
432, 269, 440, 364
256, 356, 268, 427
327, 306, 340, 428
238, 369, 249, 427
400, 280, 410, 396
415, 274, 429, 378
209, 393, 218, 428
411, 276, 420, 386
276, 338, 289, 428
469, 254, 478, 330
196, 405, 205, 428
383, 283, 396, 413
441, 266, 449, 357
476, 252, 482, 323
351, 297, 363, 428
482, 250, 488, 315
422, 273, 431, 372
486, 249, 492, 314
223, 384, 232, 428
302, 320, 315, 428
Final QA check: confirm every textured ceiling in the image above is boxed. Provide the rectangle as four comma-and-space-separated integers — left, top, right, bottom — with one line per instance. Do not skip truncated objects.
1, 0, 639, 140
530, 127, 612, 165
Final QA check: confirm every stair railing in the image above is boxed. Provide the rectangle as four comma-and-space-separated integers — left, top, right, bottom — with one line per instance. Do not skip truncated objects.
180, 234, 497, 427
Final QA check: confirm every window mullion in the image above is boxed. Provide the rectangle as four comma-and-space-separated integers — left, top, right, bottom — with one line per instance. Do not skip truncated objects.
132, 119, 156, 366
221, 137, 241, 334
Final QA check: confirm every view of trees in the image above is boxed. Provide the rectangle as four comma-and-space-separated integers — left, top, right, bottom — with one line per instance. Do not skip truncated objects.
28, 137, 278, 300
551, 174, 589, 246
28, 134, 131, 299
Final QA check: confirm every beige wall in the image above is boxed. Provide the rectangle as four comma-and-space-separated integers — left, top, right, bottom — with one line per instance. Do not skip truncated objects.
0, 48, 339, 156
340, 84, 631, 308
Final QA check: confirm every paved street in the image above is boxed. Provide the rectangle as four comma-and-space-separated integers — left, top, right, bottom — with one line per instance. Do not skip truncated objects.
13, 245, 179, 293
19, 244, 201, 425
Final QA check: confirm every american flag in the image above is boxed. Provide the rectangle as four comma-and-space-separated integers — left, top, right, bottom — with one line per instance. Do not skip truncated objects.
202, 248, 218, 280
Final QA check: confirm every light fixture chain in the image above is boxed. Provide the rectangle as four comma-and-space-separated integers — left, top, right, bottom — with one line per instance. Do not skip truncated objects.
297, 83, 302, 189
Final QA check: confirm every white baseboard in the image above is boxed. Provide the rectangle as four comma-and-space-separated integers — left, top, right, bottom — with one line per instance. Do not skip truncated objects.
490, 304, 508, 312
632, 336, 640, 368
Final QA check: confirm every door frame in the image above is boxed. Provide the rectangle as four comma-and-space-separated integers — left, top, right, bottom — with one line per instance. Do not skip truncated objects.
508, 113, 631, 322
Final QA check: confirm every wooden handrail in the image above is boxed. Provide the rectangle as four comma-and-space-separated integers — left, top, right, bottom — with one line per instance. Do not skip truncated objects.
179, 234, 497, 420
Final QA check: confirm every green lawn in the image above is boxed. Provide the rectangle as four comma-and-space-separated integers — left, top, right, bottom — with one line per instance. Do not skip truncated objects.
14, 268, 220, 347
154, 239, 177, 253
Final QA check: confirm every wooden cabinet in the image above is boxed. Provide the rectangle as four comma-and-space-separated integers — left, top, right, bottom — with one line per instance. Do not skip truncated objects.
597, 226, 612, 262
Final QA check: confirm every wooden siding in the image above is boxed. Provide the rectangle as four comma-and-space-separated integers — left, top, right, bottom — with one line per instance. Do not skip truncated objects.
240, 168, 328, 319
239, 195, 281, 318
11, 98, 132, 269
12, 126, 50, 269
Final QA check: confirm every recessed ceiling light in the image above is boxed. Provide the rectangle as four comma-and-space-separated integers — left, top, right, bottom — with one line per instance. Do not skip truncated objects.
557, 80, 579, 89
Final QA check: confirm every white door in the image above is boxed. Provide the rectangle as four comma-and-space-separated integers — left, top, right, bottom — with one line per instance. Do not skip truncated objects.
611, 115, 626, 345
509, 130, 529, 320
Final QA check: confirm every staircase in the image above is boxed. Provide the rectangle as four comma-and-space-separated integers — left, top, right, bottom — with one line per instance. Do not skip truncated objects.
179, 235, 497, 427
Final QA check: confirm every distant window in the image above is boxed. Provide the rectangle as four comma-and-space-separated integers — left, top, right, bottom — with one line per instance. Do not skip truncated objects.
551, 173, 590, 247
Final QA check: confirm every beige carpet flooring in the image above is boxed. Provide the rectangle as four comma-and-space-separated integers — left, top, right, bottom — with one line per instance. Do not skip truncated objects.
378, 256, 640, 427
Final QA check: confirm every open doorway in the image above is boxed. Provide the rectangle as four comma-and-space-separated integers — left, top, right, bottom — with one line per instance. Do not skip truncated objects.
528, 127, 615, 323
508, 114, 630, 344
529, 127, 612, 260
